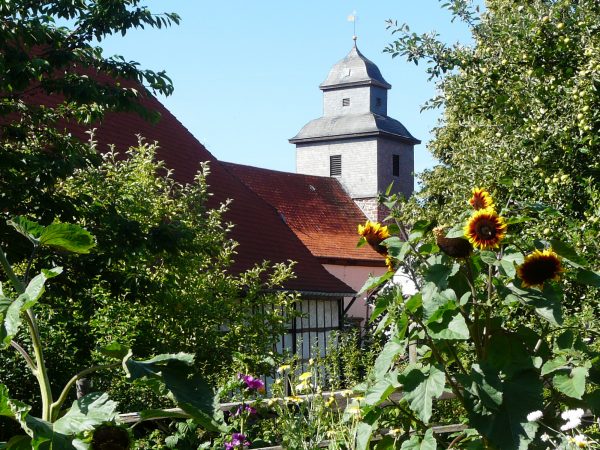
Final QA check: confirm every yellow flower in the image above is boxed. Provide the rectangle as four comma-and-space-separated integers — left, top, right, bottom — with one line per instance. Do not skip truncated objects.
517, 249, 562, 288
276, 364, 290, 374
325, 396, 336, 407
569, 435, 588, 448
388, 428, 403, 438
295, 382, 309, 392
298, 371, 312, 381
341, 389, 353, 398
464, 208, 507, 249
308, 358, 315, 366
358, 220, 390, 255
346, 405, 361, 415
385, 256, 396, 272
285, 395, 303, 404
469, 187, 495, 210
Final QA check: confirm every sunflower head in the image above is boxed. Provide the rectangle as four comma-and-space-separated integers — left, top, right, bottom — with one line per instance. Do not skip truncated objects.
469, 188, 495, 211
517, 249, 562, 288
464, 208, 507, 250
358, 220, 390, 255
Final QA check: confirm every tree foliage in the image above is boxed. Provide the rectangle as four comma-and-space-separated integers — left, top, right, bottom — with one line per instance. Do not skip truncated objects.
386, 0, 600, 332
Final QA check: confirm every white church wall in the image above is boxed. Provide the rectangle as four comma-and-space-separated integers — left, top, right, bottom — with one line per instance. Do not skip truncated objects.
377, 138, 415, 198
323, 86, 371, 116
296, 137, 379, 198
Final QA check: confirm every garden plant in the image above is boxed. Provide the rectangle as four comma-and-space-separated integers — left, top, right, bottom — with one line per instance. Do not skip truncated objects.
0, 217, 225, 448
354, 188, 600, 449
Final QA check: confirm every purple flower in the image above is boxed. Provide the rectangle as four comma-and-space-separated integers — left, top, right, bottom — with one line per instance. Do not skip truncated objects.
234, 404, 257, 416
238, 374, 265, 392
224, 432, 250, 449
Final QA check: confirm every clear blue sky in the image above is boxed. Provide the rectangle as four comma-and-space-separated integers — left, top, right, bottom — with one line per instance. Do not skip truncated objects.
100, 1, 476, 177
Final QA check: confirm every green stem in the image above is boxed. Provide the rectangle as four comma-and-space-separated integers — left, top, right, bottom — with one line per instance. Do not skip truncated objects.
10, 340, 37, 375
50, 363, 121, 421
25, 310, 53, 421
0, 245, 53, 421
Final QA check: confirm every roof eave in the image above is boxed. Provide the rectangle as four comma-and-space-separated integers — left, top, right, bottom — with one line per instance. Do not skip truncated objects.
319, 80, 391, 91
290, 130, 421, 145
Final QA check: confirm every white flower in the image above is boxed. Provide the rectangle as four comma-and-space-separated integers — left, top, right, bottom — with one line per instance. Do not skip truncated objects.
527, 410, 543, 422
570, 434, 588, 448
540, 433, 550, 442
561, 419, 581, 431
561, 408, 584, 421
560, 408, 584, 430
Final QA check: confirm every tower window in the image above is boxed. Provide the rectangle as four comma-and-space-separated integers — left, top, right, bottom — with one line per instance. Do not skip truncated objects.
376, 97, 382, 107
330, 155, 342, 176
342, 98, 350, 107
393, 155, 400, 177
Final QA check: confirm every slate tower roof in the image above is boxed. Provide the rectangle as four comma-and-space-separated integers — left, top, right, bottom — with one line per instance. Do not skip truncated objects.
319, 44, 391, 91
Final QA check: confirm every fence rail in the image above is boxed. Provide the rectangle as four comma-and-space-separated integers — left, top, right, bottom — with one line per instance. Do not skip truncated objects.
120, 389, 464, 449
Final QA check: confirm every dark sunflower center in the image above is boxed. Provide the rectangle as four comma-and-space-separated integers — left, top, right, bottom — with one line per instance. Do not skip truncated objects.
521, 257, 560, 285
476, 219, 496, 238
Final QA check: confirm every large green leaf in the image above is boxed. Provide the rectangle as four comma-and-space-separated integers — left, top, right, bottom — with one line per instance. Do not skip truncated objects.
20, 267, 63, 310
400, 429, 437, 450
467, 370, 542, 450
399, 364, 446, 423
0, 384, 79, 450
364, 372, 400, 409
550, 239, 588, 268
576, 269, 600, 287
39, 223, 95, 254
53, 393, 118, 435
0, 297, 24, 347
7, 217, 45, 245
426, 302, 469, 341
373, 335, 406, 377
124, 352, 224, 432
508, 283, 563, 326
553, 366, 588, 400
355, 409, 382, 450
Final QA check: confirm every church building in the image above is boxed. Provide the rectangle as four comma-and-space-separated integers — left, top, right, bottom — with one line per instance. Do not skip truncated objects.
31, 41, 420, 364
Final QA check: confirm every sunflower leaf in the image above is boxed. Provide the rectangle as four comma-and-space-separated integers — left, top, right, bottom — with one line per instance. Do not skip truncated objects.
576, 269, 600, 287
549, 239, 587, 268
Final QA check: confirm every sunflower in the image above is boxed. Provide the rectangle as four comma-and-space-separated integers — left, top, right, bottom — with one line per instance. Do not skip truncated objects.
358, 220, 390, 255
433, 226, 473, 258
469, 188, 495, 210
464, 208, 507, 249
517, 249, 562, 288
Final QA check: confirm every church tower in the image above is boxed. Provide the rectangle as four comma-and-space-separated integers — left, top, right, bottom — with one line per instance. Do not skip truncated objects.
290, 42, 420, 222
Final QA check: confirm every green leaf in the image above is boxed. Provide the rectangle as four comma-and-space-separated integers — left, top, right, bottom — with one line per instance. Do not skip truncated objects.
500, 252, 523, 278
508, 283, 563, 326
0, 297, 24, 347
364, 376, 398, 408
479, 251, 497, 265
358, 271, 394, 295
400, 429, 437, 450
541, 356, 568, 376
53, 392, 118, 434
98, 342, 130, 360
426, 302, 469, 340
467, 370, 542, 450
124, 353, 224, 432
445, 224, 465, 238
553, 366, 588, 400
20, 267, 63, 310
405, 292, 422, 313
373, 337, 406, 377
576, 269, 600, 287
4, 435, 32, 449
399, 364, 446, 423
39, 223, 95, 254
549, 239, 588, 268
7, 217, 44, 245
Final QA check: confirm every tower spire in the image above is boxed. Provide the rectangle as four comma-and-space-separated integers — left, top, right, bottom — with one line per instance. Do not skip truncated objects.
347, 10, 358, 44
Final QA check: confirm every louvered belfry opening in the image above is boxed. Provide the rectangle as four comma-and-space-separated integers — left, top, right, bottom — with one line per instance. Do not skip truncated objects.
330, 154, 342, 176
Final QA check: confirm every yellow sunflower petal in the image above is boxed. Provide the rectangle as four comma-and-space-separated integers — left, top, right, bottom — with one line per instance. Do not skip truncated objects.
517, 249, 562, 288
464, 208, 507, 249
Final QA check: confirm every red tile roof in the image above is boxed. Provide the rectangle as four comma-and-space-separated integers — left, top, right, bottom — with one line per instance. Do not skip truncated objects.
222, 163, 386, 266
26, 88, 355, 295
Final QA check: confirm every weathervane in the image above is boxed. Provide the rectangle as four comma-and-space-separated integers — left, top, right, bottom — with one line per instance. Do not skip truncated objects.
347, 10, 358, 43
